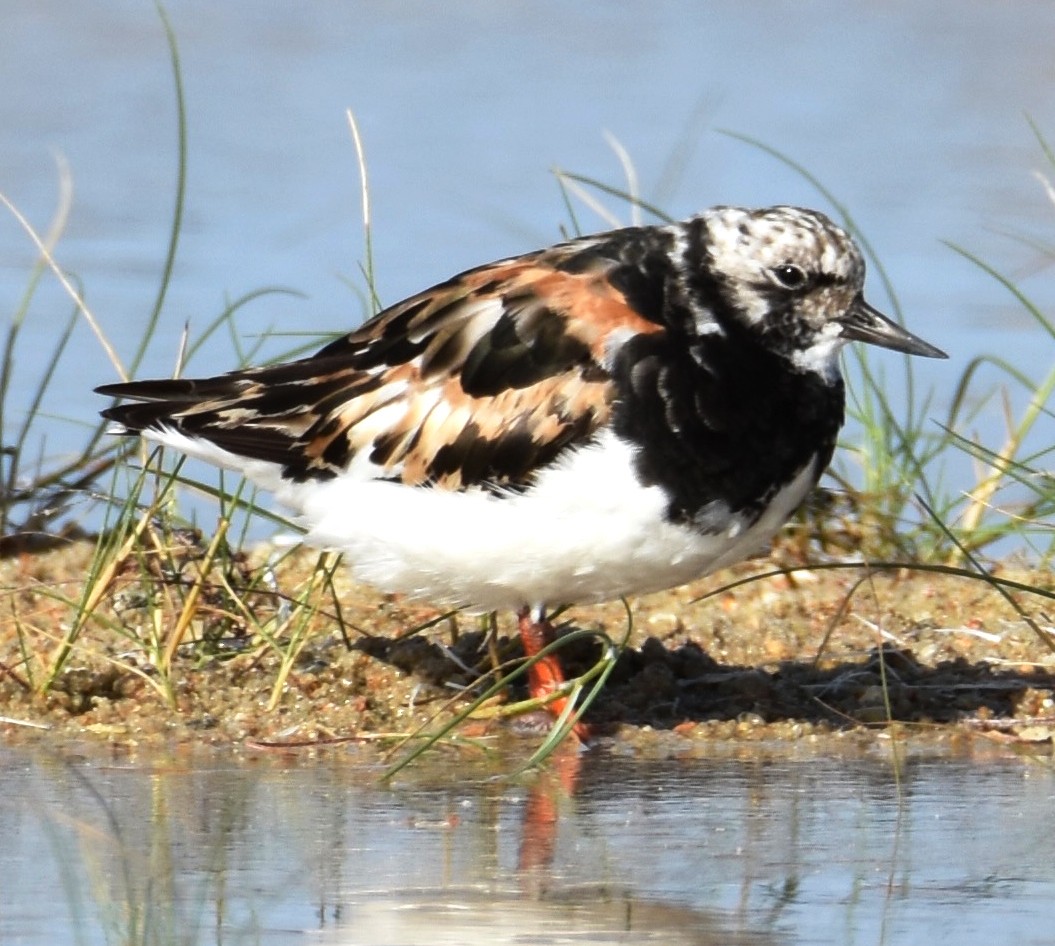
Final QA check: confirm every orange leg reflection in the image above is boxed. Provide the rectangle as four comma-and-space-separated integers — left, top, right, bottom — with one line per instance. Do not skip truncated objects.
517, 743, 583, 875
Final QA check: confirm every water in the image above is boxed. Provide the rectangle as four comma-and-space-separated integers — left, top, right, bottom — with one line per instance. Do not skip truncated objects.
2, 740, 1053, 945
3, 2, 1055, 492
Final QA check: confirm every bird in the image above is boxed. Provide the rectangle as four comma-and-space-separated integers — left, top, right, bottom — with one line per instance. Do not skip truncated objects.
97, 205, 946, 732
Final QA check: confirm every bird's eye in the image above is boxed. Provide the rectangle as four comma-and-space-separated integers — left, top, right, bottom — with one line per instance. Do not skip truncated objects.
771, 263, 807, 289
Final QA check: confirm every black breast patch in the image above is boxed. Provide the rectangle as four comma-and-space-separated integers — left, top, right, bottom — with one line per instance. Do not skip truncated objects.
611, 330, 844, 527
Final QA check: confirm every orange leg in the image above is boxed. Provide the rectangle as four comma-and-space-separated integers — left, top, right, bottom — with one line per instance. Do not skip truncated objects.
516, 606, 591, 740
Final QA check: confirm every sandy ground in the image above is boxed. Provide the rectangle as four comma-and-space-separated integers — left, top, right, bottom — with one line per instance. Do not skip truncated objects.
1, 539, 1053, 758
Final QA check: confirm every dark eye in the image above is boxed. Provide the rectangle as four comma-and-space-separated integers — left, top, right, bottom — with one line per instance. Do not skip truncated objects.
771, 263, 807, 289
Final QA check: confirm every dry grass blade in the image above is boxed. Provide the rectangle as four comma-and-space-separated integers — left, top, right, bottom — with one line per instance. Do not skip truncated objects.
43, 484, 160, 693
159, 515, 232, 672
0, 174, 125, 381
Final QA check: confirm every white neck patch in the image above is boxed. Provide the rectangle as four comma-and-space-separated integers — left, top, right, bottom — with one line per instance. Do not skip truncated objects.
789, 323, 848, 380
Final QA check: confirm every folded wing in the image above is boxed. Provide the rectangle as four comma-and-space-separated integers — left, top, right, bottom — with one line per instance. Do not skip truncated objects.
98, 247, 665, 491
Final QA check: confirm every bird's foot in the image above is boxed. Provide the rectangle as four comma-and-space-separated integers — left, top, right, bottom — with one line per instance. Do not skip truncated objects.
517, 607, 592, 742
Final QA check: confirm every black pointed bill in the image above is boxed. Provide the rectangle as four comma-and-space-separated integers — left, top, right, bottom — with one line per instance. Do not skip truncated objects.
839, 296, 947, 359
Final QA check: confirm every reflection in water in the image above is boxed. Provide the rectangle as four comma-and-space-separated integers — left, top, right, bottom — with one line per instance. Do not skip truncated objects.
4, 741, 776, 944
2, 740, 1054, 945
312, 888, 773, 946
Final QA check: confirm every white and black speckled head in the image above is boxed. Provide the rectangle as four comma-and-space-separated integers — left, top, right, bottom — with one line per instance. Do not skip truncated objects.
697, 205, 945, 376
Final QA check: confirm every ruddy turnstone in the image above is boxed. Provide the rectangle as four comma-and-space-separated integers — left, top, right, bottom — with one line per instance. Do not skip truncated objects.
97, 205, 946, 729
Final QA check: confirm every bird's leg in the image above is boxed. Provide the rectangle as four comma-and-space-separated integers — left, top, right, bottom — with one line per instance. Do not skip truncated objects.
516, 605, 589, 739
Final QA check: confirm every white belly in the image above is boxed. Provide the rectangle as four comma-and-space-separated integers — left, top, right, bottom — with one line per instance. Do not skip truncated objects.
289, 430, 820, 610
146, 427, 818, 610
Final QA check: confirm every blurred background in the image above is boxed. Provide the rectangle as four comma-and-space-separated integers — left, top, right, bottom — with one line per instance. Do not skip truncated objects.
3, 1, 1055, 532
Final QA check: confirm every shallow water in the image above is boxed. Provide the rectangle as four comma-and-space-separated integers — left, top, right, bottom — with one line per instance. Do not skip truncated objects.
3, 2, 1055, 515
3, 740, 1053, 945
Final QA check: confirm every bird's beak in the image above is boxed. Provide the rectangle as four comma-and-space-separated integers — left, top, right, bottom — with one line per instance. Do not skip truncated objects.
839, 296, 947, 359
